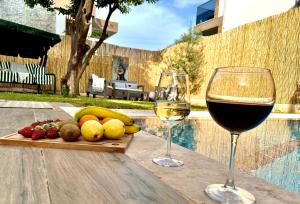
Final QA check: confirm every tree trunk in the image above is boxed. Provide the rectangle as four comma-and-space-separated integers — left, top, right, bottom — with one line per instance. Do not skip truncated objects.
60, 1, 116, 97
73, 74, 81, 96
70, 63, 86, 96
61, 0, 94, 96
68, 69, 77, 96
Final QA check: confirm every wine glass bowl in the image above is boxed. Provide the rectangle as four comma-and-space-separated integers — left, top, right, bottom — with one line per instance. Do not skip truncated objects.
153, 72, 190, 167
205, 67, 276, 204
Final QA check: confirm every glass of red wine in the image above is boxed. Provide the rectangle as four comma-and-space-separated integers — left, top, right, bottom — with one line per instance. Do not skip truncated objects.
205, 67, 276, 204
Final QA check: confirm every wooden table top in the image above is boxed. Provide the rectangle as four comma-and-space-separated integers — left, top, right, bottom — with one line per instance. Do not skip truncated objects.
0, 105, 190, 204
3, 103, 299, 204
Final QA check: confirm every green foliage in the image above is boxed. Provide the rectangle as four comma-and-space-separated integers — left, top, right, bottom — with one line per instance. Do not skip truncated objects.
24, 0, 159, 18
163, 25, 205, 95
174, 24, 201, 44
56, 0, 82, 18
91, 29, 102, 38
24, 0, 54, 11
61, 84, 70, 97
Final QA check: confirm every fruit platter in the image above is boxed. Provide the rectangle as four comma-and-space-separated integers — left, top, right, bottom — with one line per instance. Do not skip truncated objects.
0, 106, 141, 153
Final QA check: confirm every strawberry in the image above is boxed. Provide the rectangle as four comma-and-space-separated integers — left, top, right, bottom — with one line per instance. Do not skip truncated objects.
32, 129, 46, 140
46, 127, 59, 139
30, 121, 41, 128
42, 123, 50, 131
49, 122, 60, 130
44, 119, 53, 124
18, 127, 33, 138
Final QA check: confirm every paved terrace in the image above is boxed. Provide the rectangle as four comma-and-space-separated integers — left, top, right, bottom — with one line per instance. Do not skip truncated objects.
0, 101, 299, 203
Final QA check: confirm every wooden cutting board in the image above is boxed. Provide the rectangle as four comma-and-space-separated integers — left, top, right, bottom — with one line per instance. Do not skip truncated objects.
0, 133, 133, 153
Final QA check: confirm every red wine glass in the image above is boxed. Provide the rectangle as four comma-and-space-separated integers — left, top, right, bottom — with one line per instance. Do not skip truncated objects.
205, 67, 276, 204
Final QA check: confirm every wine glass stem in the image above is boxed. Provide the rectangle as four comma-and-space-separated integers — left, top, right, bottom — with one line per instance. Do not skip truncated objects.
166, 124, 172, 158
225, 133, 240, 188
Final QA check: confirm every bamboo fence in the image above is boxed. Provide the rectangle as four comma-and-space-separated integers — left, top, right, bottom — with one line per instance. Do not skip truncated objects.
0, 8, 299, 104
192, 7, 300, 104
0, 37, 161, 94
47, 38, 162, 93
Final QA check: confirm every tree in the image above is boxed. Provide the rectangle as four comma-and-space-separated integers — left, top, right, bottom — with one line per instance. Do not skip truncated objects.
24, 0, 158, 96
162, 25, 205, 95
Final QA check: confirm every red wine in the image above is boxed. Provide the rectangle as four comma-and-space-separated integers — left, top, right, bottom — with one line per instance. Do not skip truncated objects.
207, 100, 273, 132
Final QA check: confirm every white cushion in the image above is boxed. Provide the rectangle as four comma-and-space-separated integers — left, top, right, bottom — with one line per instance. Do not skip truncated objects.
114, 82, 126, 88
10, 62, 28, 73
92, 74, 104, 92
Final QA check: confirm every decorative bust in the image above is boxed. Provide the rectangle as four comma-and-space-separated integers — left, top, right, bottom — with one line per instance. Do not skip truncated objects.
116, 65, 127, 81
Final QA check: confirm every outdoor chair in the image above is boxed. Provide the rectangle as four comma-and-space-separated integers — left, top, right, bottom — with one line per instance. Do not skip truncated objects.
112, 80, 145, 100
0, 61, 56, 93
86, 74, 113, 98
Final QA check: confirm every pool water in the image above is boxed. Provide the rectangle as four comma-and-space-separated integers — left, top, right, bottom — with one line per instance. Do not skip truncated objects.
137, 117, 300, 195
252, 149, 300, 195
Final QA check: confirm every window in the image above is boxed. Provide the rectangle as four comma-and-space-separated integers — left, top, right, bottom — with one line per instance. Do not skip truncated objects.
196, 0, 216, 24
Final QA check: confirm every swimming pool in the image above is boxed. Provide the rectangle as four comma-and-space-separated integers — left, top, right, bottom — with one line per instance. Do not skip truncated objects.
136, 117, 300, 195
252, 149, 300, 194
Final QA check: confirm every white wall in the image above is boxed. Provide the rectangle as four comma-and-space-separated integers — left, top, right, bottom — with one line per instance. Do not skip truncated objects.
0, 0, 56, 33
55, 11, 66, 35
219, 0, 296, 31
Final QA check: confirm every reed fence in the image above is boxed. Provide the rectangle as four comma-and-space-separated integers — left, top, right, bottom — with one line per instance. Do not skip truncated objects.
0, 8, 299, 104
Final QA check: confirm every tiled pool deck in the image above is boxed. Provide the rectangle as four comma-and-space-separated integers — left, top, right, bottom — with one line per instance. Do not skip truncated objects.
61, 106, 300, 203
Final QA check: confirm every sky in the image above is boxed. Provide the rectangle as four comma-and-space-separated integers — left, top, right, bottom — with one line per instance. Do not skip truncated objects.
96, 0, 207, 51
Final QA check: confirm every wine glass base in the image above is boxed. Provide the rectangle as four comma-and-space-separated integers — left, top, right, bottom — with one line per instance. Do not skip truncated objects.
205, 184, 255, 204
152, 156, 184, 167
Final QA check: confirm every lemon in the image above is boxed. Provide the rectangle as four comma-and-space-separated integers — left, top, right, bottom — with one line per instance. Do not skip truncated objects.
103, 119, 125, 139
81, 120, 104, 142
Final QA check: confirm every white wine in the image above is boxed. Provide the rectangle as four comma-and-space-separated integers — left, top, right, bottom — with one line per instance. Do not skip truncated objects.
152, 73, 190, 167
154, 101, 190, 122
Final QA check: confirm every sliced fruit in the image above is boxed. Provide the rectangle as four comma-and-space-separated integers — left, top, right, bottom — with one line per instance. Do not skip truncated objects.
103, 119, 125, 139
79, 114, 100, 127
125, 124, 141, 134
73, 106, 133, 126
81, 120, 104, 142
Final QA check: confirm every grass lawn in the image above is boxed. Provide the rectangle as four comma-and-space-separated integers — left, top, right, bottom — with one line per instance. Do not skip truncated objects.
0, 92, 207, 110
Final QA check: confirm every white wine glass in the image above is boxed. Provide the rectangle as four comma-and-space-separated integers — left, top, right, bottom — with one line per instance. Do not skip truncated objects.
153, 72, 191, 167
205, 67, 276, 204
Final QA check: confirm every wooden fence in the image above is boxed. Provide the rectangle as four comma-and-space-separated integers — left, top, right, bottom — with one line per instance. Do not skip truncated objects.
158, 7, 300, 104
201, 7, 300, 104
47, 38, 161, 93
0, 37, 161, 93
0, 7, 299, 104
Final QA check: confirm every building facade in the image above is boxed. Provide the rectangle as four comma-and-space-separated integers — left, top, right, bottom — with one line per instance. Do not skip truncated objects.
196, 0, 298, 35
0, 0, 57, 33
0, 0, 117, 37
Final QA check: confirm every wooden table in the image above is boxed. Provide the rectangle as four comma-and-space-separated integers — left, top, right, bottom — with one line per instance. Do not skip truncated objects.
2, 102, 300, 204
0, 104, 190, 204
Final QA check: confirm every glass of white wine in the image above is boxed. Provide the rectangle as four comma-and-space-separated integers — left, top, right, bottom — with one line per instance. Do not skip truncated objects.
153, 72, 190, 167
